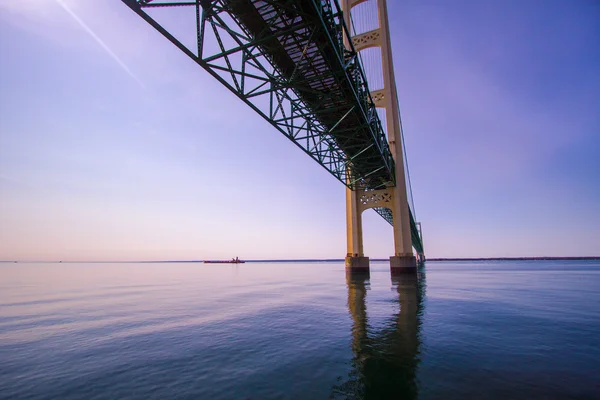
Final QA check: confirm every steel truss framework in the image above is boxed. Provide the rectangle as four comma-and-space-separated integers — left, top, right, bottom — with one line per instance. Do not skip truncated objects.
122, 0, 423, 254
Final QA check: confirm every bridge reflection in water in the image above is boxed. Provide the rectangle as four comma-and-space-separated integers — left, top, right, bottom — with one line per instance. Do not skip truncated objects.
332, 271, 426, 399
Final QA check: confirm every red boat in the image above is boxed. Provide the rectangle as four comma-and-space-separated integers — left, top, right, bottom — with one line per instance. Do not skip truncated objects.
204, 257, 245, 264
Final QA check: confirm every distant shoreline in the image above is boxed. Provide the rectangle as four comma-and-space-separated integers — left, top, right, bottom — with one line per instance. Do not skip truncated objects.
247, 257, 600, 262
424, 257, 600, 261
1, 257, 599, 263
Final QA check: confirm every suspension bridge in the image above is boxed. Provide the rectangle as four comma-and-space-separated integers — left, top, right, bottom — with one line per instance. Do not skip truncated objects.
121, 0, 424, 273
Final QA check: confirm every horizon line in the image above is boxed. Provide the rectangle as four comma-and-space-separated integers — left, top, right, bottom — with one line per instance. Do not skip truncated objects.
1, 256, 599, 264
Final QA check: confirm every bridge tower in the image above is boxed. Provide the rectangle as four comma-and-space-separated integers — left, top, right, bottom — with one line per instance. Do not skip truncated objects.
342, 0, 417, 274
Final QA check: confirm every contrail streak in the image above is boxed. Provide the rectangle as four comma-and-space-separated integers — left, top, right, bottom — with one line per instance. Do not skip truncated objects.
54, 0, 144, 88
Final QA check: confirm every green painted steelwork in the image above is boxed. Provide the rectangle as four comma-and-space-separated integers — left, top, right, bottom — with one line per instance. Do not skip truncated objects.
121, 0, 423, 255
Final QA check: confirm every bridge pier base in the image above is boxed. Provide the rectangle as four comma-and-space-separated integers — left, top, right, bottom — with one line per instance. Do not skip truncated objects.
390, 255, 417, 275
345, 256, 370, 275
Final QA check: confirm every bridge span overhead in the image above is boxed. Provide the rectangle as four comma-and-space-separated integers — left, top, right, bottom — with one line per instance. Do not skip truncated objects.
122, 0, 424, 273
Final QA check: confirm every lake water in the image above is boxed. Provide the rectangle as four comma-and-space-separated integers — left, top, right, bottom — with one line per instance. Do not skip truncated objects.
0, 260, 598, 399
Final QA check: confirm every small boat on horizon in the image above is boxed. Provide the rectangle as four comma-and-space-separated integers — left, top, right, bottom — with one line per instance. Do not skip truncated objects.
204, 257, 245, 264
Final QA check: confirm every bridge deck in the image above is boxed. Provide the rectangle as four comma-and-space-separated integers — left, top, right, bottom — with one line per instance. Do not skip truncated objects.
122, 0, 423, 255
227, 0, 393, 189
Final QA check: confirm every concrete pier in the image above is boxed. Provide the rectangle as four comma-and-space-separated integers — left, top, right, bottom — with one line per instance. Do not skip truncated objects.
345, 256, 370, 275
390, 255, 417, 275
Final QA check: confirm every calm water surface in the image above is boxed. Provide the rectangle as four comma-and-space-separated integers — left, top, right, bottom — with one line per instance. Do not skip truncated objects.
0, 261, 598, 399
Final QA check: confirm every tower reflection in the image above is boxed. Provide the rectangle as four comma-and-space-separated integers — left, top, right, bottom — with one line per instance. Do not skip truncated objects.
332, 271, 425, 399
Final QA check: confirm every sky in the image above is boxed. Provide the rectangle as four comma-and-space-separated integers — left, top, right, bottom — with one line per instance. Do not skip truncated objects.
0, 0, 598, 261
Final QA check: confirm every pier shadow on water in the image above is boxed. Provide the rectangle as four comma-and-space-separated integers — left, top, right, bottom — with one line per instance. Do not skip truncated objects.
331, 271, 426, 400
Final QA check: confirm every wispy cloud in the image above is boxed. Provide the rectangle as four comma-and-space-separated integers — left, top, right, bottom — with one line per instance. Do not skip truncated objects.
54, 0, 144, 88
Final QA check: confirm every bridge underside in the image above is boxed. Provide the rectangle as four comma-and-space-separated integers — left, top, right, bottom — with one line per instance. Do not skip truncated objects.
122, 0, 423, 256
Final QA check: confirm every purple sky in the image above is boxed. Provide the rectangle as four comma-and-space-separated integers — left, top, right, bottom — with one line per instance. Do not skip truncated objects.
1, 0, 598, 261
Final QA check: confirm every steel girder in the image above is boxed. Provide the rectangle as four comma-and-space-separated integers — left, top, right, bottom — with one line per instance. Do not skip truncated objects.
122, 0, 394, 190
121, 0, 423, 253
